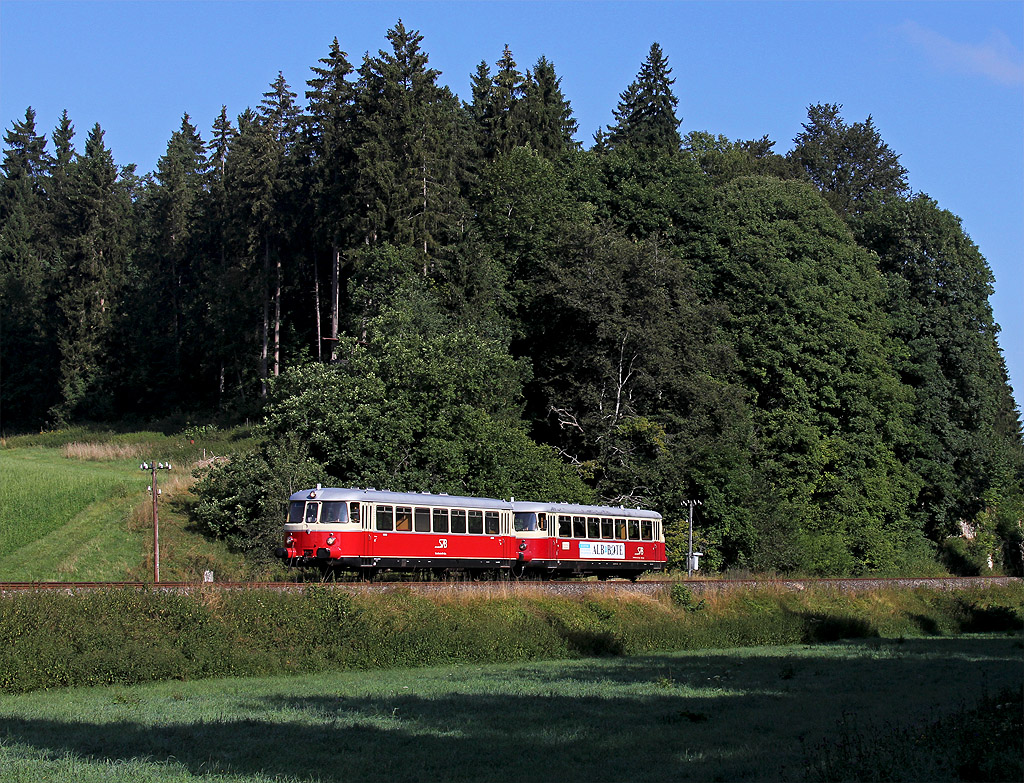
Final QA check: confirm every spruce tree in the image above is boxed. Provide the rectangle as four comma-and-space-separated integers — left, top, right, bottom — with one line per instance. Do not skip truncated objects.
521, 56, 579, 158
604, 43, 682, 154
353, 21, 471, 278
0, 108, 59, 427
306, 37, 357, 360
49, 123, 133, 423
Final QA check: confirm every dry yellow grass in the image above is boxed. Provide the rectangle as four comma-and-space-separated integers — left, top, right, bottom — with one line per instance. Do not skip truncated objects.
62, 441, 146, 461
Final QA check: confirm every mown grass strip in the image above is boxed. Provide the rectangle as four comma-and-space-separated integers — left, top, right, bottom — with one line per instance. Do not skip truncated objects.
0, 448, 140, 559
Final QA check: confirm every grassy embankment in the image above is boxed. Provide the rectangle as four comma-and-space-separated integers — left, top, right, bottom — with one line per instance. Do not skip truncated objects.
1, 581, 1020, 693
0, 426, 271, 582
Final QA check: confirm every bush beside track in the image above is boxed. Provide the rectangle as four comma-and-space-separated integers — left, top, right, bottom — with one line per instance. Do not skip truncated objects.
0, 583, 1021, 693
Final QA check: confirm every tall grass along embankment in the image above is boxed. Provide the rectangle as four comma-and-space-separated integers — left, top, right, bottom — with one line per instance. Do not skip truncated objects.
1, 582, 1020, 693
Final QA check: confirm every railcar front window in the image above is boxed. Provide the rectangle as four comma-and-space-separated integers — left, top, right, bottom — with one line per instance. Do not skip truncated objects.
304, 503, 320, 525
376, 505, 394, 531
288, 502, 305, 524
514, 512, 538, 532
451, 509, 467, 534
641, 520, 653, 541
468, 510, 484, 535
433, 508, 449, 533
322, 502, 347, 524
414, 507, 431, 532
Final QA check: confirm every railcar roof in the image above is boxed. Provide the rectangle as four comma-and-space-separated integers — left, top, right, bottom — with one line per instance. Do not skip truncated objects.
290, 487, 513, 510
512, 501, 661, 519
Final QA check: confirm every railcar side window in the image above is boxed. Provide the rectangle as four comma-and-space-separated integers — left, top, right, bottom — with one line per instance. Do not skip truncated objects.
587, 517, 600, 539
288, 502, 304, 524
396, 507, 413, 532
628, 520, 641, 540
450, 509, 467, 534
641, 520, 653, 541
349, 502, 360, 523
485, 511, 499, 535
322, 502, 347, 524
615, 519, 627, 540
538, 513, 547, 531
572, 516, 586, 538
601, 518, 613, 539
558, 515, 571, 537
432, 508, 449, 533
468, 510, 483, 535
414, 507, 430, 532
376, 505, 394, 531
305, 503, 320, 525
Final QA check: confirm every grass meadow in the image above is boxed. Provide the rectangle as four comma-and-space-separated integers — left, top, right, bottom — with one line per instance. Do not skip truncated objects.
0, 427, 265, 582
0, 636, 1020, 783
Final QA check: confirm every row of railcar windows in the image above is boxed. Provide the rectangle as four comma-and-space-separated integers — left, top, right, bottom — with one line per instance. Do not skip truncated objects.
374, 505, 502, 535
557, 515, 658, 542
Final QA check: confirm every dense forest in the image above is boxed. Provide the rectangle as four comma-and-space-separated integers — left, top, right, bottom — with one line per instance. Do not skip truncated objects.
2, 23, 1022, 575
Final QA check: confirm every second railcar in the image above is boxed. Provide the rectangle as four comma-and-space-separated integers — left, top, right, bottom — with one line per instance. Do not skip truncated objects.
512, 500, 665, 580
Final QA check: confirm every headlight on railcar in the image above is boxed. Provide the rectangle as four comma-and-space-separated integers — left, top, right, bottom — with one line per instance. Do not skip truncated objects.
326, 536, 336, 545
518, 541, 527, 551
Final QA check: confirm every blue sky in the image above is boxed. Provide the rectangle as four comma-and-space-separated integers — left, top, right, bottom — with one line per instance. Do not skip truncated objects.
2, 1, 1021, 403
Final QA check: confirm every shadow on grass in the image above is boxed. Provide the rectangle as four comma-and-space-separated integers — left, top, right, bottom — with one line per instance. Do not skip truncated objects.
1, 637, 1021, 782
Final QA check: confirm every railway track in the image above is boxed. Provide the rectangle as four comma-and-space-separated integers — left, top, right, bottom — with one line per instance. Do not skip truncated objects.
0, 576, 1018, 596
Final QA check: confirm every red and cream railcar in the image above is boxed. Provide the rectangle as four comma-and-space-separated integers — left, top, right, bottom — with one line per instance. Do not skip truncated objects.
274, 487, 666, 580
512, 501, 665, 580
274, 487, 515, 577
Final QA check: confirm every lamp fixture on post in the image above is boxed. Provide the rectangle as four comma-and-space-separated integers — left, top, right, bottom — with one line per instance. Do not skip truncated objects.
683, 499, 703, 578
140, 461, 172, 583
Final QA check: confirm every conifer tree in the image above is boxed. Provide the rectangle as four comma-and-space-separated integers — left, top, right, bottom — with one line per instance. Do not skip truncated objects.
353, 21, 470, 276
604, 43, 682, 154
521, 56, 579, 158
791, 103, 909, 219
49, 123, 133, 423
306, 37, 357, 360
129, 114, 209, 406
0, 107, 58, 426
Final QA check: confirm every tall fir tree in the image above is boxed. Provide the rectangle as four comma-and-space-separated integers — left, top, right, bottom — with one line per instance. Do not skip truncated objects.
49, 123, 133, 423
0, 108, 59, 426
353, 21, 471, 283
306, 37, 357, 360
603, 43, 682, 155
521, 56, 579, 159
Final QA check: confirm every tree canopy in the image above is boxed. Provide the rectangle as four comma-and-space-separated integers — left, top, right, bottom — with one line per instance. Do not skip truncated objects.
2, 23, 1020, 575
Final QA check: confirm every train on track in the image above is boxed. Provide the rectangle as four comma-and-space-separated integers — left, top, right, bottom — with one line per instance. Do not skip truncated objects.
274, 487, 665, 580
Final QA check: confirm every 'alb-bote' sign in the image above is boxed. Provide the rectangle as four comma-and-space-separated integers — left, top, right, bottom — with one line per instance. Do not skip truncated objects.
578, 541, 626, 559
